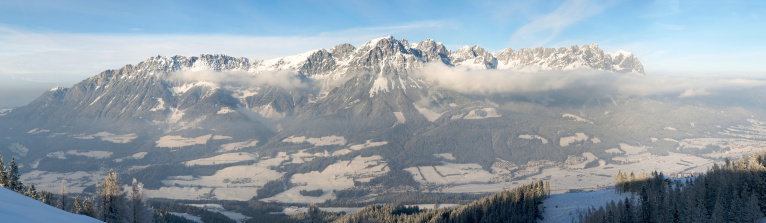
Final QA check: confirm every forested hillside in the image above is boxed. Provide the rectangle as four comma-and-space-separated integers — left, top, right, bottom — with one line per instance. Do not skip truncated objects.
579, 152, 766, 223
329, 180, 549, 223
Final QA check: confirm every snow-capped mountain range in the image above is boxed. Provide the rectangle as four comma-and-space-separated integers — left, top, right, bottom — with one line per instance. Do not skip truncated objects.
0, 36, 699, 203
105, 35, 643, 80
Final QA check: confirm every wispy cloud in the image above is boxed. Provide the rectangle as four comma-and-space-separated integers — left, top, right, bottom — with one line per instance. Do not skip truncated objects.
657, 22, 685, 31
509, 0, 618, 47
169, 70, 310, 91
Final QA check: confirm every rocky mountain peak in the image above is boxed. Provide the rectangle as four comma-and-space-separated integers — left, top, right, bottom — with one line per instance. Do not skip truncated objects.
450, 45, 498, 69
494, 44, 644, 74
414, 38, 450, 64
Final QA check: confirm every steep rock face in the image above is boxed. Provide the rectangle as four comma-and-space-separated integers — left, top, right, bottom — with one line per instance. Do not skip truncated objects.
494, 44, 644, 74
450, 45, 498, 69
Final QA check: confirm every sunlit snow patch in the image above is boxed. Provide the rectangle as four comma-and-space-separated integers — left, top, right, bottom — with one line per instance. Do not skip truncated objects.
559, 133, 589, 147
414, 105, 443, 122
114, 152, 148, 162
47, 150, 113, 159
73, 132, 137, 143
218, 140, 259, 153
184, 153, 258, 166
22, 170, 105, 193
405, 162, 493, 185
188, 204, 251, 223
463, 108, 501, 119
26, 128, 50, 134
283, 135, 346, 147
518, 134, 549, 144
433, 153, 456, 160
394, 112, 406, 123
264, 155, 389, 203
331, 140, 388, 156
217, 107, 235, 114
369, 71, 390, 97
149, 98, 166, 111
562, 113, 593, 124
8, 143, 29, 156
156, 134, 212, 148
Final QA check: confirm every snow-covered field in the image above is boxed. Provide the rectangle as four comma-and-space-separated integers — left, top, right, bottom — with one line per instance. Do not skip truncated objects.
559, 133, 589, 147
47, 150, 113, 159
441, 152, 714, 194
184, 153, 258, 166
188, 204, 251, 223
218, 140, 259, 153
264, 155, 389, 203
0, 187, 102, 223
153, 162, 283, 200
282, 135, 347, 146
405, 162, 494, 185
114, 152, 148, 162
21, 170, 105, 194
518, 134, 549, 144
280, 206, 364, 215
540, 189, 630, 223
156, 134, 212, 147
74, 132, 137, 143
332, 140, 388, 156
8, 142, 29, 156
169, 212, 202, 223
562, 113, 593, 124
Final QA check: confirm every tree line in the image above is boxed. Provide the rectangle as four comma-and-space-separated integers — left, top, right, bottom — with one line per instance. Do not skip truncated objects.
329, 180, 550, 223
579, 152, 766, 223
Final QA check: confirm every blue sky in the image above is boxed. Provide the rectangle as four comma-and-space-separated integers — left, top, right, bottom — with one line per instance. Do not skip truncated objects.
0, 0, 765, 107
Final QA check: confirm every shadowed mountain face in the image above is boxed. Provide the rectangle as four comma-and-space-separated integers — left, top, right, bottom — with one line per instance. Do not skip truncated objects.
2, 36, 762, 202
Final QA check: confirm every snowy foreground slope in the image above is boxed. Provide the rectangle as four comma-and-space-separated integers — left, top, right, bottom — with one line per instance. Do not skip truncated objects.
0, 187, 102, 223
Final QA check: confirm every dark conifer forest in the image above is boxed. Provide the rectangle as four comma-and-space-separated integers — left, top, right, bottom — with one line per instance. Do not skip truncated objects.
579, 152, 766, 223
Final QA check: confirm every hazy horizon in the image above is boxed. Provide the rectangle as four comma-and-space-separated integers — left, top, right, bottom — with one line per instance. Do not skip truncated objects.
2, 0, 765, 107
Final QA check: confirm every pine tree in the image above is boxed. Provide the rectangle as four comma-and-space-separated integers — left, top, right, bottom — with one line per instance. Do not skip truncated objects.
74, 196, 83, 215
60, 180, 68, 211
25, 184, 37, 199
8, 157, 23, 192
0, 154, 7, 187
98, 169, 128, 223
82, 197, 95, 218
130, 178, 152, 223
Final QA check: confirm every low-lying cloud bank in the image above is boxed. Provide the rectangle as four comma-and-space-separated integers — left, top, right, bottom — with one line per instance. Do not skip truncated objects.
413, 63, 766, 99
169, 70, 310, 91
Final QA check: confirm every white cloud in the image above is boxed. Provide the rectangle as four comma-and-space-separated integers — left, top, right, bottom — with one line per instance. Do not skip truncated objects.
510, 0, 618, 47
679, 88, 709, 98
169, 70, 309, 91
414, 62, 766, 99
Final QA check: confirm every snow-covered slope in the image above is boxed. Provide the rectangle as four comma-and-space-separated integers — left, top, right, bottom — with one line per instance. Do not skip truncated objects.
0, 187, 102, 223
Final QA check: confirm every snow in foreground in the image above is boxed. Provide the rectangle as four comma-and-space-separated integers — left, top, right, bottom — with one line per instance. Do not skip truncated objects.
539, 189, 629, 223
0, 187, 102, 223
